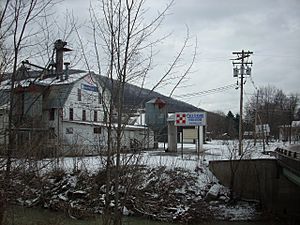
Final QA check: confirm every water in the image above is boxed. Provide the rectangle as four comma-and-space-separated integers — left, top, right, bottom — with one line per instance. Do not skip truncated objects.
4, 206, 280, 225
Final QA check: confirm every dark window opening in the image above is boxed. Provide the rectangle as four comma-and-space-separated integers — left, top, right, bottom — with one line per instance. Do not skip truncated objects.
69, 108, 73, 121
49, 108, 55, 121
66, 127, 73, 134
94, 127, 101, 134
82, 109, 86, 121
94, 111, 98, 122
98, 93, 102, 104
78, 88, 82, 101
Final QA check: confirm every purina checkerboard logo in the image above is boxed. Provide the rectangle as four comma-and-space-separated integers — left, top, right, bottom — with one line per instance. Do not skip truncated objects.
176, 113, 186, 125
174, 112, 206, 126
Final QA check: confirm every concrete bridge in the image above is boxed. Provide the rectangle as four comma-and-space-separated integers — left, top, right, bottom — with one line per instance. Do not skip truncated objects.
275, 145, 300, 186
209, 146, 300, 221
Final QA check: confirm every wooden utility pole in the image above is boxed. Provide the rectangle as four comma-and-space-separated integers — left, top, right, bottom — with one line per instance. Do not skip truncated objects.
254, 89, 259, 146
232, 50, 253, 155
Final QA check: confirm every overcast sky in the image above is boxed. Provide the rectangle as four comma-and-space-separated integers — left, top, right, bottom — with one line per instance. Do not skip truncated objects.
58, 0, 300, 114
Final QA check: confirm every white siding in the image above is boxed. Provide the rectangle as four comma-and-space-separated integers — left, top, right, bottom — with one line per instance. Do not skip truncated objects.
63, 74, 105, 123
62, 121, 107, 155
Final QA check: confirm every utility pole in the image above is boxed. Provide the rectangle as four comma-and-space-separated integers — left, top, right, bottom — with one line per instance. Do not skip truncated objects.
254, 89, 259, 146
232, 50, 253, 155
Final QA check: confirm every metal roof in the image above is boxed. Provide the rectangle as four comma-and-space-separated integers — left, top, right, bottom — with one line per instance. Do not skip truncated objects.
63, 120, 148, 130
1, 70, 90, 109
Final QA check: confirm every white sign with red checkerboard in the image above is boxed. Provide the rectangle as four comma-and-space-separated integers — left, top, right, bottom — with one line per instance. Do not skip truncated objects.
175, 112, 206, 126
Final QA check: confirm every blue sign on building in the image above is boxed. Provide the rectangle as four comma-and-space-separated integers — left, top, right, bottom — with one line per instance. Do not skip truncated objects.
82, 84, 98, 92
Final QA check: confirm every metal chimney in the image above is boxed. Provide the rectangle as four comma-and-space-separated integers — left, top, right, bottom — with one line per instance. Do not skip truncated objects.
54, 39, 72, 79
64, 62, 70, 80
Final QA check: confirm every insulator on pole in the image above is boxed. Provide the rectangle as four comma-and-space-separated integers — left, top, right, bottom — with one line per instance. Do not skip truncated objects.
246, 66, 251, 75
233, 67, 239, 77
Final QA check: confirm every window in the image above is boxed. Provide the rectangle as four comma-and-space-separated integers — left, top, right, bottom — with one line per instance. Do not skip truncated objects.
98, 93, 102, 104
77, 88, 82, 101
94, 126, 101, 134
66, 127, 73, 134
94, 110, 98, 122
49, 108, 55, 120
49, 128, 55, 139
69, 108, 73, 121
82, 109, 86, 121
103, 112, 107, 122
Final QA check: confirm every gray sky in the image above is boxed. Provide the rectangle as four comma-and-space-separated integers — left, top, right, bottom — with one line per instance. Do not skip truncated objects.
58, 0, 300, 114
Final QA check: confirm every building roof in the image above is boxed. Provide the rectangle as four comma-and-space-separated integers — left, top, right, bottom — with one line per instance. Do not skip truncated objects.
0, 69, 92, 109
44, 84, 75, 109
1, 67, 204, 113
1, 69, 87, 89
63, 120, 147, 130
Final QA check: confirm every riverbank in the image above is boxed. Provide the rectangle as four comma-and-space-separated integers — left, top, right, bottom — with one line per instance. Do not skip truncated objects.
1, 140, 288, 224
4, 166, 261, 223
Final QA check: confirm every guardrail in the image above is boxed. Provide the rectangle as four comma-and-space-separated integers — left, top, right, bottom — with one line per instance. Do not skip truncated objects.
275, 147, 300, 178
275, 147, 300, 160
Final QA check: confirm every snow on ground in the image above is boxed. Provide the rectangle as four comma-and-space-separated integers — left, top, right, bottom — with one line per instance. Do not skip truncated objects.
8, 139, 291, 221
142, 139, 289, 171
14, 139, 289, 175
210, 201, 258, 221
39, 140, 287, 191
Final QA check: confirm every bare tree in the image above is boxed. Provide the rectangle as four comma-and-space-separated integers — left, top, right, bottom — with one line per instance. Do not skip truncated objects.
0, 1, 61, 223
245, 85, 299, 140
2, 0, 57, 175
74, 0, 197, 224
222, 140, 255, 200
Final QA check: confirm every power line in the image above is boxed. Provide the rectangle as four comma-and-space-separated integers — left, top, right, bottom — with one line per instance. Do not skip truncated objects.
249, 75, 258, 91
173, 83, 237, 99
254, 53, 300, 60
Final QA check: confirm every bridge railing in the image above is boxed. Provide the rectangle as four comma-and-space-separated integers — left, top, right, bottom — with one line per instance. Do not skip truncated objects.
275, 147, 300, 160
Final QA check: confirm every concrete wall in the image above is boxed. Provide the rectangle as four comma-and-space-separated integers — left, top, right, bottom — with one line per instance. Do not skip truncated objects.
209, 159, 300, 219
167, 121, 177, 152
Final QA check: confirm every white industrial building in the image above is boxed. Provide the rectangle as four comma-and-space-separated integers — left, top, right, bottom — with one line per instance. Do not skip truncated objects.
0, 40, 154, 156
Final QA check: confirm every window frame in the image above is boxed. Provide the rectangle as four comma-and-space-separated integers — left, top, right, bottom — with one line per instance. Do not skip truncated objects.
69, 108, 74, 121
94, 110, 98, 122
98, 92, 102, 104
94, 126, 101, 134
77, 88, 82, 101
66, 127, 73, 134
82, 109, 86, 121
49, 108, 55, 121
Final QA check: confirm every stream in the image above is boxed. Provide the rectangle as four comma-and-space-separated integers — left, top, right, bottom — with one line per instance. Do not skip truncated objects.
4, 206, 281, 225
